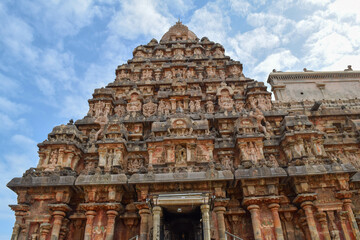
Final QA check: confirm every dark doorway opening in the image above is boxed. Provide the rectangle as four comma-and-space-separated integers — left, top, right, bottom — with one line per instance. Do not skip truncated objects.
162, 206, 203, 240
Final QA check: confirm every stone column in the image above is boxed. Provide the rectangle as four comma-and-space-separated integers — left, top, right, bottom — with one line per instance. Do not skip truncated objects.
84, 210, 96, 240
139, 209, 150, 240
39, 223, 51, 240
339, 211, 351, 240
50, 210, 66, 240
300, 201, 320, 240
214, 206, 226, 240
201, 204, 211, 240
248, 205, 262, 240
11, 223, 21, 240
343, 199, 360, 239
316, 212, 331, 240
268, 203, 284, 240
105, 210, 118, 240
152, 206, 162, 240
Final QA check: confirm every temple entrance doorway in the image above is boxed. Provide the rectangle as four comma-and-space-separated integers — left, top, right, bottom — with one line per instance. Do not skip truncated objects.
162, 206, 203, 240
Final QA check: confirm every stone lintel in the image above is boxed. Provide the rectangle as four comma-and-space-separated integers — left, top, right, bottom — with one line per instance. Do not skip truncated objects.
235, 167, 287, 179
79, 202, 123, 212
75, 174, 127, 186
287, 164, 356, 177
335, 190, 353, 199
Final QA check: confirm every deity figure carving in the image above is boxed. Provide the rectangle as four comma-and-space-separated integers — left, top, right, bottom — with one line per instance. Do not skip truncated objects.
141, 69, 153, 81
194, 48, 202, 56
219, 69, 226, 80
267, 154, 279, 167
165, 70, 172, 80
218, 89, 234, 111
206, 67, 216, 78
126, 92, 142, 112
213, 47, 224, 58
206, 101, 214, 114
114, 105, 125, 117
248, 96, 257, 109
94, 101, 106, 118
186, 68, 194, 79
175, 145, 187, 164
155, 50, 164, 58
235, 101, 244, 112
118, 69, 129, 80
195, 100, 201, 112
229, 65, 242, 76
189, 100, 195, 113
127, 155, 144, 173
221, 155, 232, 170
143, 100, 157, 117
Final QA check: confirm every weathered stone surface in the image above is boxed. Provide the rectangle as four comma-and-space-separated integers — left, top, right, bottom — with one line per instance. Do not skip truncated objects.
6, 22, 360, 240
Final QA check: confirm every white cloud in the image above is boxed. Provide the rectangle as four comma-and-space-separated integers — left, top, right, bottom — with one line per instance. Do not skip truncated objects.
254, 49, 299, 74
327, 0, 360, 24
228, 27, 280, 65
108, 0, 174, 40
229, 0, 252, 16
188, 1, 231, 44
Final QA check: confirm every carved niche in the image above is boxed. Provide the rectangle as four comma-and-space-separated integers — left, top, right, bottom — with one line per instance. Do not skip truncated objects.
126, 90, 142, 112
217, 82, 234, 111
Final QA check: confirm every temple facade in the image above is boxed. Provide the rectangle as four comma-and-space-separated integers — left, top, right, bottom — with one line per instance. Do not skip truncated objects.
7, 22, 360, 240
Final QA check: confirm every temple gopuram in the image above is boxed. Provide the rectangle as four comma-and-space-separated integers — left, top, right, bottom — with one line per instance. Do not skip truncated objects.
7, 22, 360, 240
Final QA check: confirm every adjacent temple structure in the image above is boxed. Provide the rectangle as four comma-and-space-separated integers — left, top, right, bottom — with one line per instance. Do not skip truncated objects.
8, 22, 360, 240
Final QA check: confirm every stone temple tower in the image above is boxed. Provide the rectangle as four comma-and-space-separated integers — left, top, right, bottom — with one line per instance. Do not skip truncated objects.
7, 21, 360, 240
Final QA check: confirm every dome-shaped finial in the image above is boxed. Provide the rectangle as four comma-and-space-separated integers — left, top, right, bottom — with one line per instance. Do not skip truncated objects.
160, 22, 197, 42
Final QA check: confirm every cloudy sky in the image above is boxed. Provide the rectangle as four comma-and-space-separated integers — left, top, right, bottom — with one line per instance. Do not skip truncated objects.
0, 0, 360, 237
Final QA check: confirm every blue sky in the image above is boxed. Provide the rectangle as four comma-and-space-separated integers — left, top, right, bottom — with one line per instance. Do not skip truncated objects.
0, 0, 360, 238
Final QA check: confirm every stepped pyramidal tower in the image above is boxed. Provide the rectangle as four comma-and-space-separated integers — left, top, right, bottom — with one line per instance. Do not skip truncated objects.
7, 21, 360, 240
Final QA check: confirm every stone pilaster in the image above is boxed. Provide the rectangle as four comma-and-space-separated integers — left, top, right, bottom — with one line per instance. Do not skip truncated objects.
214, 206, 226, 240
247, 204, 262, 240
342, 198, 360, 239
105, 203, 122, 240
139, 208, 150, 240
201, 204, 211, 240
315, 212, 331, 240
105, 210, 118, 240
48, 204, 71, 240
339, 211, 351, 240
39, 223, 52, 240
300, 201, 320, 240
10, 204, 29, 240
84, 210, 96, 240
268, 203, 284, 240
152, 206, 162, 240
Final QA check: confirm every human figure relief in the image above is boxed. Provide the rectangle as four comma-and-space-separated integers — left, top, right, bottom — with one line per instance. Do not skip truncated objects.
175, 145, 187, 164
126, 93, 142, 112
229, 65, 241, 76
214, 47, 224, 57
195, 100, 201, 112
206, 101, 214, 114
186, 68, 194, 79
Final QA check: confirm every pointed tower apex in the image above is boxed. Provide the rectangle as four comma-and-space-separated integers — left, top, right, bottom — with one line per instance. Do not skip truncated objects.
160, 22, 198, 42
